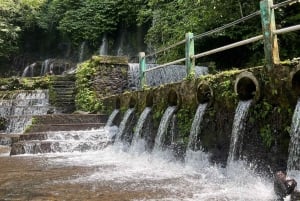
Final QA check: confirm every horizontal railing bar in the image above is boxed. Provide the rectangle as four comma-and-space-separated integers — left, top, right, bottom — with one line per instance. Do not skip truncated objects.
193, 11, 261, 40
273, 24, 300, 35
192, 35, 263, 59
144, 58, 186, 72
272, 0, 299, 9
146, 39, 186, 58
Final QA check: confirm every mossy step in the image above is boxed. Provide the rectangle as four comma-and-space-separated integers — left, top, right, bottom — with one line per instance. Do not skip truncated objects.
10, 139, 111, 155
32, 114, 108, 124
27, 123, 105, 133
0, 134, 20, 145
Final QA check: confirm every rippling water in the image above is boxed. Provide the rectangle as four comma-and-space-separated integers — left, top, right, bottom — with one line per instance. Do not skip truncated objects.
0, 128, 276, 201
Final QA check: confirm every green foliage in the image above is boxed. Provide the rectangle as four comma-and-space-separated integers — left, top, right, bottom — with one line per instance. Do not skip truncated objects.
75, 61, 102, 112
0, 0, 45, 58
260, 124, 274, 148
176, 108, 193, 141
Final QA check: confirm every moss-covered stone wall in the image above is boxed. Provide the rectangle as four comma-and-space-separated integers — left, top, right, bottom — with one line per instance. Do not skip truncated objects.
100, 61, 300, 173
75, 56, 129, 112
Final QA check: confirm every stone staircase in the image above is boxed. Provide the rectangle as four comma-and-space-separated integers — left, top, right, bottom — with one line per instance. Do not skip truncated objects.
50, 75, 76, 113
10, 114, 110, 155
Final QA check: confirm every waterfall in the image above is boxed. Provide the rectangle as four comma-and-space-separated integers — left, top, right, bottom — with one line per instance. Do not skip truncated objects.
99, 34, 108, 55
227, 99, 252, 163
187, 103, 208, 151
0, 90, 49, 133
153, 106, 177, 151
128, 63, 140, 90
287, 98, 300, 171
13, 129, 112, 154
131, 107, 152, 149
40, 59, 52, 76
78, 41, 86, 62
114, 108, 135, 143
105, 109, 120, 127
22, 63, 36, 77
127, 63, 208, 90
116, 28, 126, 56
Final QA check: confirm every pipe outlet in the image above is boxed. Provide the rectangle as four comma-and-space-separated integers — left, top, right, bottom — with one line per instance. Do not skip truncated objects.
168, 89, 180, 106
197, 82, 213, 104
234, 71, 260, 101
129, 97, 137, 108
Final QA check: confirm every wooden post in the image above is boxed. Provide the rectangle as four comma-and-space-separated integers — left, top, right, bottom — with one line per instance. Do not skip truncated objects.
260, 0, 280, 71
139, 52, 146, 89
185, 32, 195, 78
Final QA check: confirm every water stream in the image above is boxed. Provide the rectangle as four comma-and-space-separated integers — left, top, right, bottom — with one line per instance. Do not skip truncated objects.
153, 106, 177, 152
287, 98, 300, 190
187, 103, 208, 151
114, 108, 135, 144
227, 100, 252, 163
105, 109, 120, 127
0, 126, 275, 200
131, 107, 152, 151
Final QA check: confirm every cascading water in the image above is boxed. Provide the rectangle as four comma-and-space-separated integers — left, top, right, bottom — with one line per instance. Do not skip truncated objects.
78, 41, 86, 62
187, 103, 208, 151
114, 108, 135, 144
14, 129, 113, 154
105, 109, 120, 127
99, 33, 108, 55
0, 108, 277, 200
227, 99, 252, 163
185, 103, 209, 164
22, 63, 36, 77
127, 63, 208, 90
130, 107, 152, 151
287, 98, 300, 187
40, 59, 53, 76
0, 90, 49, 133
153, 106, 177, 151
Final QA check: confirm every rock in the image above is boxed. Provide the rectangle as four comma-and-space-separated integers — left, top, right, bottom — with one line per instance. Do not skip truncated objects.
274, 170, 298, 201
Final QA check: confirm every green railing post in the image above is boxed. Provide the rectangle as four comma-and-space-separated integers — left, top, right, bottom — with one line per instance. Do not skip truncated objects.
139, 52, 146, 89
185, 32, 195, 78
260, 0, 280, 71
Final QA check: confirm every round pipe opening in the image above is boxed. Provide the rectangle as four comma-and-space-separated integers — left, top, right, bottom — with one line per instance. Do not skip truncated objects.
197, 83, 213, 104
168, 90, 179, 106
115, 98, 121, 109
146, 93, 154, 107
129, 97, 137, 108
292, 70, 300, 96
235, 72, 260, 101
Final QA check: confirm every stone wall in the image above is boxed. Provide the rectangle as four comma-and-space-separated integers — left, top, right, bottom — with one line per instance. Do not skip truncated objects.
89, 56, 129, 97
100, 61, 300, 174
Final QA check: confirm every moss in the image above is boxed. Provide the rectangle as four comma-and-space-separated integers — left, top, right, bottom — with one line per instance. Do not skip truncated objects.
91, 55, 128, 65
75, 60, 102, 113
176, 107, 194, 145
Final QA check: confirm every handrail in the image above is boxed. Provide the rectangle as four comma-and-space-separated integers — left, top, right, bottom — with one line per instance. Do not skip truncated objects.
192, 35, 263, 59
273, 24, 300, 35
272, 0, 299, 9
138, 0, 300, 88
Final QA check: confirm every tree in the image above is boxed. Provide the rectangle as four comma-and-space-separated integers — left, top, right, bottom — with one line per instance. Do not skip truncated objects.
0, 0, 46, 58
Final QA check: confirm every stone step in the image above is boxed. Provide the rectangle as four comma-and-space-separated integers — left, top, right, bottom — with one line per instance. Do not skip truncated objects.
10, 139, 111, 155
27, 123, 106, 133
32, 114, 108, 124
52, 85, 75, 89
54, 90, 75, 95
0, 134, 20, 145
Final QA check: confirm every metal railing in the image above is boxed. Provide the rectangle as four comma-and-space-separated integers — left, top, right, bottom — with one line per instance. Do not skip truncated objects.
138, 0, 300, 89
